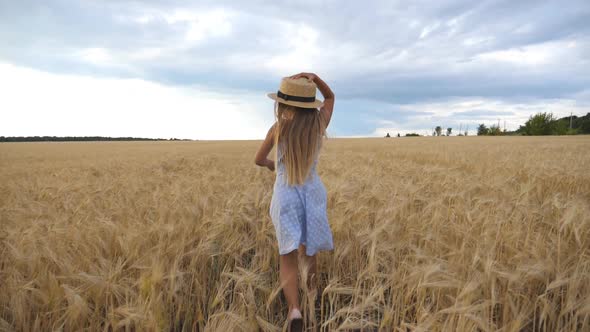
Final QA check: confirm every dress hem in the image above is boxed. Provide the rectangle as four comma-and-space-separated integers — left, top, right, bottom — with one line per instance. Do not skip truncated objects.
278, 244, 335, 257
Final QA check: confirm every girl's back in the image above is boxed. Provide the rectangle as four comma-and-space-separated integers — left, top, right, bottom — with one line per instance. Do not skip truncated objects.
254, 72, 335, 330
274, 138, 321, 186
271, 135, 332, 257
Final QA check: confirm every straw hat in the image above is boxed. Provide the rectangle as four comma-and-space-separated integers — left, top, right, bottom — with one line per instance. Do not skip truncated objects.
267, 77, 323, 108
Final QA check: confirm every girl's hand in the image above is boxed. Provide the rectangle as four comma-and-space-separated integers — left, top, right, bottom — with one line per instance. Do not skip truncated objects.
288, 72, 317, 82
266, 160, 275, 172
290, 73, 335, 128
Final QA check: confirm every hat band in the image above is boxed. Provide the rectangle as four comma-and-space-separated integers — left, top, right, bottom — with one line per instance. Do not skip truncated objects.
277, 90, 316, 103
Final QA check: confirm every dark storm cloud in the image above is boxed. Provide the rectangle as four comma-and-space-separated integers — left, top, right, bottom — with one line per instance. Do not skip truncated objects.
2, 1, 590, 97
1, 0, 589, 136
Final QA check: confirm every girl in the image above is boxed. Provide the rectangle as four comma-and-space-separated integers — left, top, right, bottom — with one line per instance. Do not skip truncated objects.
254, 72, 335, 331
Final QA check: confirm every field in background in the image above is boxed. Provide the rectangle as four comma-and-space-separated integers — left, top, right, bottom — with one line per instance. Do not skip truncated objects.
1, 137, 589, 331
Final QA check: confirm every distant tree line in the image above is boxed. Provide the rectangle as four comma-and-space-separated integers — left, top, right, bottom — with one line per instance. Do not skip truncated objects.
431, 126, 458, 136
0, 136, 193, 142
477, 124, 504, 136
385, 132, 421, 137
477, 112, 590, 136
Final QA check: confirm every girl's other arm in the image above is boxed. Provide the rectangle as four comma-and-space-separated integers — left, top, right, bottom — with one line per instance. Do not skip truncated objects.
254, 123, 276, 171
314, 75, 335, 128
288, 72, 335, 128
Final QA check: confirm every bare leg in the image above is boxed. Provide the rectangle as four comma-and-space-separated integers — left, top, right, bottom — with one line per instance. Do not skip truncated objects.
298, 244, 317, 290
298, 244, 320, 328
279, 249, 301, 316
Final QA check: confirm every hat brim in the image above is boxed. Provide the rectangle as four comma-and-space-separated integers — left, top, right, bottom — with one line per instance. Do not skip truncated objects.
267, 93, 323, 109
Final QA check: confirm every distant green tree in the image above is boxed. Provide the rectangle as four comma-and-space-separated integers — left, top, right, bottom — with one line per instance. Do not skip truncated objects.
405, 133, 420, 137
578, 113, 590, 134
554, 120, 568, 135
522, 112, 557, 135
489, 124, 502, 136
477, 124, 489, 136
446, 128, 452, 136
435, 126, 442, 136
514, 112, 589, 135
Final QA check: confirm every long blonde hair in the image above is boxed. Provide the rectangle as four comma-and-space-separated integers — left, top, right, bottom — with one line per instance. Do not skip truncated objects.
273, 102, 327, 185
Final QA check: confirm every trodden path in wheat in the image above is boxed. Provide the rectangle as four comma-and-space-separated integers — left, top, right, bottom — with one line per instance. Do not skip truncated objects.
1, 136, 589, 331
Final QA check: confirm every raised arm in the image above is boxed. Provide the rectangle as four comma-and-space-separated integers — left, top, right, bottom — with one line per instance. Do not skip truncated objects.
288, 72, 335, 128
254, 123, 276, 171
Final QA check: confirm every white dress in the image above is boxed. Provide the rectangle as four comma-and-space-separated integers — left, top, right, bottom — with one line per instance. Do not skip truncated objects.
269, 142, 335, 256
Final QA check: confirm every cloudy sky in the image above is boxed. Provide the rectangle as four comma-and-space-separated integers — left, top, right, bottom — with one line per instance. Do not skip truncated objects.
1, 0, 589, 139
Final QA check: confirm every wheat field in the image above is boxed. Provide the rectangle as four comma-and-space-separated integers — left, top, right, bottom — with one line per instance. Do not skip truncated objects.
1, 136, 589, 331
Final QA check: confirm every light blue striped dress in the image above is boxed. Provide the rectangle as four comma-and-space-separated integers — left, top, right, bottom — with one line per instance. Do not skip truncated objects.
270, 141, 335, 256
